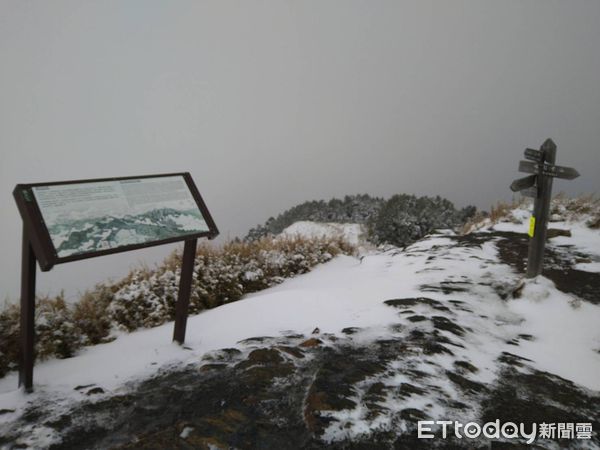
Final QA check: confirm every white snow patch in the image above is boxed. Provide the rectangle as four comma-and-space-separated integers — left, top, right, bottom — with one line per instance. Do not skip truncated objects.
180, 426, 194, 439
171, 214, 208, 231
550, 222, 600, 258
574, 261, 600, 273
508, 277, 600, 390
281, 221, 366, 246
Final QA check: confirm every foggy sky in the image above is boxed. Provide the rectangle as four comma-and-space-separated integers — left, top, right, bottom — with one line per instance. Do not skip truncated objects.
1, 0, 599, 301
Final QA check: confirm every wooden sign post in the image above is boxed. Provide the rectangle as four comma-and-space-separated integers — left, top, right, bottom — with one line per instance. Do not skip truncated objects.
13, 173, 218, 392
510, 139, 580, 278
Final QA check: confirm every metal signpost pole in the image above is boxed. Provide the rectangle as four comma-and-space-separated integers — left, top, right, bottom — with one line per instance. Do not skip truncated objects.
19, 225, 36, 392
510, 138, 579, 279
526, 139, 556, 278
173, 238, 198, 344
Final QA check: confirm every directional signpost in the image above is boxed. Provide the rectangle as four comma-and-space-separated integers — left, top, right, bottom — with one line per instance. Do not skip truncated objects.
510, 139, 580, 278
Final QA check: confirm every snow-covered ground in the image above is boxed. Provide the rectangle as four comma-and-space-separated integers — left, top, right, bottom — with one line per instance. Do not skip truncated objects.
1, 210, 599, 448
280, 221, 367, 247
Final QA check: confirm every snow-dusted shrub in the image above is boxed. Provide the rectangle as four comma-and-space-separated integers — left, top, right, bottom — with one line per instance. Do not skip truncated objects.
109, 269, 180, 331
467, 195, 600, 232
35, 294, 82, 360
0, 295, 85, 376
369, 194, 468, 247
186, 245, 245, 309
0, 302, 20, 378
246, 194, 384, 240
458, 205, 478, 223
0, 235, 354, 377
103, 236, 353, 332
247, 193, 476, 246
550, 194, 600, 227
588, 215, 600, 229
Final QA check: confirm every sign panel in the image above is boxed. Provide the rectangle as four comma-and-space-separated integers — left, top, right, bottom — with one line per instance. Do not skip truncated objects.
510, 175, 537, 193
524, 148, 543, 162
518, 160, 580, 180
540, 164, 580, 180
32, 176, 208, 258
518, 160, 539, 175
14, 173, 218, 270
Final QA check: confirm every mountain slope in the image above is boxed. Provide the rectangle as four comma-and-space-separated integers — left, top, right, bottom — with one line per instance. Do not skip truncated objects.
1, 207, 599, 449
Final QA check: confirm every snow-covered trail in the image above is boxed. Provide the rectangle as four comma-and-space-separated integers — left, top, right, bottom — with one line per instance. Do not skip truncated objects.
1, 216, 599, 448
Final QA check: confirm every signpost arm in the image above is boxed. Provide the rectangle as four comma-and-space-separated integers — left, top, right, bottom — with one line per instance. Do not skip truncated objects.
526, 139, 557, 278
173, 238, 197, 344
19, 225, 36, 392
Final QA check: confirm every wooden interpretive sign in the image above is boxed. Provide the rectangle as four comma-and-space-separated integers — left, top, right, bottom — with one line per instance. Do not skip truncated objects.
13, 173, 219, 391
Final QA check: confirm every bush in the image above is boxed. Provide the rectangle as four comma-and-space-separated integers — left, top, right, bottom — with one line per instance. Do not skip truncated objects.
550, 194, 600, 227
108, 236, 354, 332
0, 302, 20, 378
247, 193, 476, 247
0, 235, 354, 378
246, 194, 384, 240
369, 194, 469, 247
36, 294, 82, 360
588, 215, 600, 229
109, 269, 180, 331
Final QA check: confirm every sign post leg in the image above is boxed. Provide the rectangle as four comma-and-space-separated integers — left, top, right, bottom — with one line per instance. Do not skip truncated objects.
19, 225, 36, 392
173, 239, 197, 344
526, 139, 557, 278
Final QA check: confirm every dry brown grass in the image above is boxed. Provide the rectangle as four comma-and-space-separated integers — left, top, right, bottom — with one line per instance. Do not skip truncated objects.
489, 200, 521, 223
461, 194, 600, 235
459, 210, 489, 235
547, 193, 600, 230
551, 193, 600, 220
588, 216, 600, 229
73, 285, 117, 345
460, 198, 526, 234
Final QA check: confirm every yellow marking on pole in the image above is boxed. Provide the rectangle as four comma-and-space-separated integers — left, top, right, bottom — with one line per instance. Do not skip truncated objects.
528, 216, 536, 238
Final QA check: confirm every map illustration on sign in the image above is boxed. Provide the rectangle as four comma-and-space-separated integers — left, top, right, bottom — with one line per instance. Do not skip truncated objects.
32, 175, 210, 257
